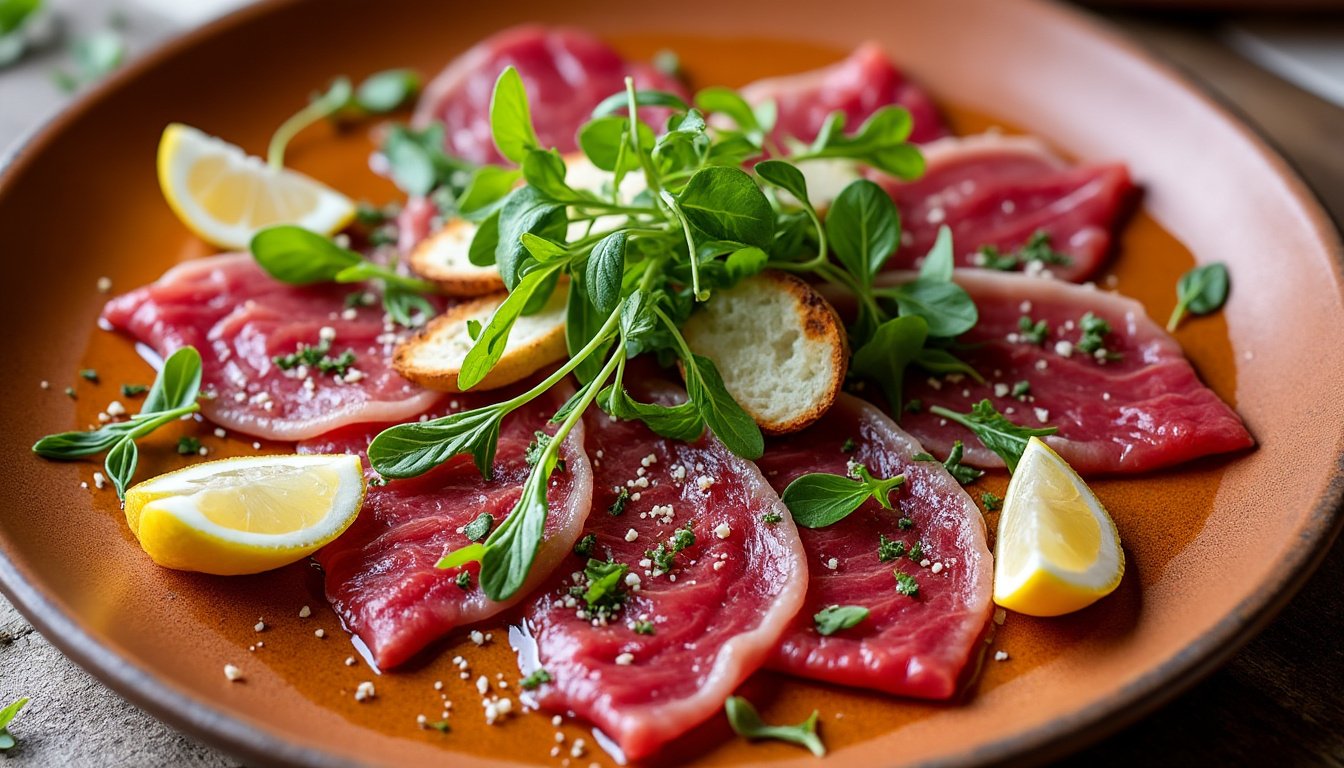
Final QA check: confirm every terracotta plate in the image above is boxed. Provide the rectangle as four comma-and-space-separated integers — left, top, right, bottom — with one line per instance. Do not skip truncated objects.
1, 0, 1342, 765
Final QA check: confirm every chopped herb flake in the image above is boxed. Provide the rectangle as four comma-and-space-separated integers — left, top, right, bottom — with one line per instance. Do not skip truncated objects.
455, 570, 472, 590
272, 339, 357, 377
646, 523, 696, 573
79, 369, 99, 382
761, 511, 783, 524
904, 399, 923, 413
574, 558, 629, 619
573, 533, 598, 558
63, 386, 76, 399
426, 720, 450, 733
519, 668, 552, 690
1018, 316, 1049, 346
177, 436, 201, 455
633, 620, 656, 635
464, 513, 494, 542
813, 605, 870, 636
120, 383, 148, 397
981, 491, 1004, 511
898, 516, 915, 530
908, 540, 923, 562
840, 437, 857, 453
894, 570, 919, 596
1011, 380, 1031, 399
877, 534, 905, 562
607, 488, 630, 516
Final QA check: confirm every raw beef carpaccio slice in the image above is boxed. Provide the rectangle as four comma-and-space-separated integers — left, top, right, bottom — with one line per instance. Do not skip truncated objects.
298, 387, 593, 670
754, 394, 993, 699
893, 269, 1254, 475
101, 253, 439, 441
877, 133, 1135, 282
739, 42, 950, 146
516, 382, 806, 761
413, 25, 686, 165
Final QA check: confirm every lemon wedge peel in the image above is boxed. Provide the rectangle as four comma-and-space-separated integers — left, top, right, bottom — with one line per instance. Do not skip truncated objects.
157, 123, 355, 250
124, 454, 365, 576
992, 437, 1124, 617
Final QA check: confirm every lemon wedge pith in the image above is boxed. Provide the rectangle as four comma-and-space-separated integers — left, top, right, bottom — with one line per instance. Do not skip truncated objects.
993, 437, 1124, 617
124, 454, 365, 576
157, 123, 355, 249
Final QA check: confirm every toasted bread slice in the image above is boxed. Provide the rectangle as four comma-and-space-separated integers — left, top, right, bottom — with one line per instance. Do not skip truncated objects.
393, 285, 568, 392
408, 218, 507, 297
682, 271, 848, 434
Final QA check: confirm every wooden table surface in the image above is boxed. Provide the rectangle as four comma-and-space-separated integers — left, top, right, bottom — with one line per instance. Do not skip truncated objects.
0, 7, 1342, 767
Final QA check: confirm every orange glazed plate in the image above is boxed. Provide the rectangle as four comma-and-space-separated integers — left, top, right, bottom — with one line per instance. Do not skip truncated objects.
0, 0, 1341, 766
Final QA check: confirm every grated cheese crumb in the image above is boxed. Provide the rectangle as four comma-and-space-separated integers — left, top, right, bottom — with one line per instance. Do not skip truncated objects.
223, 664, 243, 682
714, 523, 731, 539
355, 681, 376, 701
615, 653, 634, 666
994, 651, 1009, 662
298, 605, 311, 618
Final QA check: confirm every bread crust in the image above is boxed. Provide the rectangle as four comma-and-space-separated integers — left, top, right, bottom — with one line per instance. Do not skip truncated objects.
392, 288, 568, 392
408, 218, 507, 297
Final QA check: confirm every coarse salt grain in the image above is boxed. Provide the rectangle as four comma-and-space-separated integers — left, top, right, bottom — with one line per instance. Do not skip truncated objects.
994, 651, 1009, 662
355, 681, 376, 701
298, 605, 311, 618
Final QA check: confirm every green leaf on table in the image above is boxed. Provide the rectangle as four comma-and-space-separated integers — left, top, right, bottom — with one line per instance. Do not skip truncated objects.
0, 696, 29, 751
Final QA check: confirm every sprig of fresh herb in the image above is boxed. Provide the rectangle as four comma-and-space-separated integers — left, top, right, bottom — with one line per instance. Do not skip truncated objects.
779, 463, 905, 528
813, 605, 869, 636
0, 696, 29, 751
268, 68, 423, 170
929, 399, 1057, 473
250, 225, 436, 327
54, 28, 125, 93
1167, 262, 1229, 331
912, 440, 983, 485
32, 347, 202, 498
724, 696, 825, 757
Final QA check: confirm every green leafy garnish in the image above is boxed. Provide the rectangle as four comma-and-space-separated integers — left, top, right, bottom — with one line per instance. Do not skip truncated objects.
633, 619, 656, 635
981, 491, 1003, 511
930, 399, 1058, 473
607, 488, 630, 516
454, 570, 472, 590
813, 605, 869, 636
1167, 262, 1229, 331
79, 369, 98, 382
33, 347, 203, 498
0, 0, 41, 37
271, 339, 356, 377
250, 225, 435, 327
353, 69, 421, 114
572, 533, 597, 558
120, 383, 148, 398
780, 464, 905, 528
0, 696, 30, 751
646, 523, 696, 573
724, 696, 825, 757
54, 29, 125, 92
575, 559, 629, 619
176, 436, 201, 456
360, 69, 956, 602
913, 440, 983, 485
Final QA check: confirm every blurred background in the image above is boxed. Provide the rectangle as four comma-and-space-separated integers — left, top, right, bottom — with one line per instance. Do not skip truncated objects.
1, 0, 1342, 766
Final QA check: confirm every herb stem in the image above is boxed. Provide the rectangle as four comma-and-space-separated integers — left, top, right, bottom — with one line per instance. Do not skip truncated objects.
658, 189, 705, 301
267, 79, 352, 170
497, 305, 623, 413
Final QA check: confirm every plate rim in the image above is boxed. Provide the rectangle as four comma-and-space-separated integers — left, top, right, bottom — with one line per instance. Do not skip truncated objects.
0, 0, 1341, 766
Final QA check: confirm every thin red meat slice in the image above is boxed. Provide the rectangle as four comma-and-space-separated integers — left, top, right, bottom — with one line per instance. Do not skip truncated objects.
876, 133, 1135, 282
739, 42, 949, 146
516, 383, 806, 761
413, 25, 685, 165
298, 387, 592, 670
101, 254, 439, 441
892, 269, 1254, 475
754, 394, 993, 699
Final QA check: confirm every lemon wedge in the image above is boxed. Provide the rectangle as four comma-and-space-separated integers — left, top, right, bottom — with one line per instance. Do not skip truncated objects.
157, 123, 355, 249
993, 437, 1124, 616
124, 454, 365, 575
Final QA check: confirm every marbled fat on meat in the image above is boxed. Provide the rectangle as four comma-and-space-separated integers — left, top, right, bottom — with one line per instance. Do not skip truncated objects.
755, 394, 993, 699
100, 253, 439, 441
413, 25, 686, 164
877, 134, 1135, 282
518, 383, 806, 760
298, 388, 592, 670
895, 269, 1254, 475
